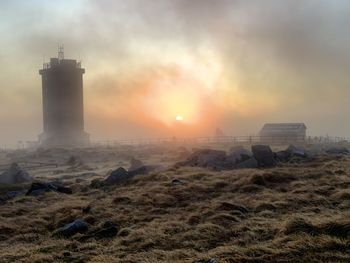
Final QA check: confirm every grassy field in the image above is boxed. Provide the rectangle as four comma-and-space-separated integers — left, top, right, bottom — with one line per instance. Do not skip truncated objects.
0, 146, 349, 262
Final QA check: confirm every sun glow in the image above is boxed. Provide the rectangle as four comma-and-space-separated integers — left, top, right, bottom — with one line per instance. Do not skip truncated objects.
175, 115, 183, 121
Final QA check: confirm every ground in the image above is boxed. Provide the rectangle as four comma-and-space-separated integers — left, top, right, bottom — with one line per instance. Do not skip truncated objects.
0, 144, 349, 263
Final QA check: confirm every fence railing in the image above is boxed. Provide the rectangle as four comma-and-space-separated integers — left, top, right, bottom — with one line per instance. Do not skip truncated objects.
0, 161, 58, 172
90, 135, 349, 147
0, 135, 348, 151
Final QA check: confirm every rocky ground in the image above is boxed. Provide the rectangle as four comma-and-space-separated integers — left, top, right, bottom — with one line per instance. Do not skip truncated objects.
0, 144, 349, 263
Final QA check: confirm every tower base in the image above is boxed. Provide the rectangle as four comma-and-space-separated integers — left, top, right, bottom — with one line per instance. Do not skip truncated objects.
38, 131, 90, 148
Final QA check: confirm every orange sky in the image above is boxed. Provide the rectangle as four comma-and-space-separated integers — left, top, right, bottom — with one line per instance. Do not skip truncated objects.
1, 0, 350, 146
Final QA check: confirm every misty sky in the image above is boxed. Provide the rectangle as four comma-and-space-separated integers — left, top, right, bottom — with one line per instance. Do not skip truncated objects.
1, 0, 350, 146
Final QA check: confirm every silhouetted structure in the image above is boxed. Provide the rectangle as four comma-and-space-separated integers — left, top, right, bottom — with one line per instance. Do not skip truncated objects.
260, 123, 306, 143
38, 47, 89, 147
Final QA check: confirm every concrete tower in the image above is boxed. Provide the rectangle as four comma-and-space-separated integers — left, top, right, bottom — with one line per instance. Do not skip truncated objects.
38, 46, 89, 147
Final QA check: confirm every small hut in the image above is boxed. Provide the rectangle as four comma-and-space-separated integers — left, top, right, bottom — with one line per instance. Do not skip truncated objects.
259, 123, 307, 144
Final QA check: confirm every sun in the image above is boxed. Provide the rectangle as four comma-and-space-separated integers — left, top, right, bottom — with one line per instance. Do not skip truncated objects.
175, 115, 184, 121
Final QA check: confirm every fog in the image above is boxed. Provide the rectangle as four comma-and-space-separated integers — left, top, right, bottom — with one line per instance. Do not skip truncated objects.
1, 0, 350, 146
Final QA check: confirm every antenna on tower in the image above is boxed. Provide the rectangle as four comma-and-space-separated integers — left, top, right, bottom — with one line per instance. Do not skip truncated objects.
58, 44, 64, 62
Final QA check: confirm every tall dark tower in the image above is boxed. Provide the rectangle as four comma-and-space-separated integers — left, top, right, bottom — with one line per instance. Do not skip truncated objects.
39, 46, 89, 147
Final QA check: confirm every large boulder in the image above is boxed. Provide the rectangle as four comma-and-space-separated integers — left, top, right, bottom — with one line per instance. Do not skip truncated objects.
235, 157, 258, 169
252, 145, 275, 168
26, 182, 72, 196
105, 167, 131, 185
227, 146, 252, 163
0, 163, 32, 184
179, 149, 228, 169
275, 145, 307, 162
53, 219, 89, 238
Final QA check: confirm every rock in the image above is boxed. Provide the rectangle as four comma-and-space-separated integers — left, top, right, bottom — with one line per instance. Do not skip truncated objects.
227, 146, 252, 164
171, 179, 186, 185
250, 174, 267, 186
128, 158, 144, 172
82, 206, 91, 214
306, 147, 325, 157
26, 182, 72, 196
219, 202, 249, 213
0, 189, 27, 203
235, 157, 258, 169
196, 149, 227, 167
105, 163, 155, 185
65, 155, 92, 171
194, 259, 217, 263
90, 178, 105, 188
53, 219, 89, 238
0, 163, 32, 184
252, 145, 275, 168
66, 155, 84, 167
93, 225, 118, 240
325, 147, 349, 155
274, 145, 306, 162
79, 220, 118, 241
105, 167, 131, 185
274, 150, 290, 162
286, 145, 306, 158
178, 149, 228, 169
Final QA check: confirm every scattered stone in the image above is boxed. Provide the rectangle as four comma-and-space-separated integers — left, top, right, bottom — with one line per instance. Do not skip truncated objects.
0, 189, 27, 203
194, 259, 217, 263
63, 251, 71, 257
90, 178, 105, 188
66, 155, 84, 167
325, 147, 349, 155
79, 220, 118, 241
0, 163, 32, 184
53, 219, 89, 238
105, 167, 131, 185
26, 182, 72, 196
252, 145, 275, 167
306, 147, 325, 157
82, 206, 91, 214
171, 179, 186, 185
250, 174, 267, 186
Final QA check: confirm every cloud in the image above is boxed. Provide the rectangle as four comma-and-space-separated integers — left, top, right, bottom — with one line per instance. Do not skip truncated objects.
1, 0, 350, 145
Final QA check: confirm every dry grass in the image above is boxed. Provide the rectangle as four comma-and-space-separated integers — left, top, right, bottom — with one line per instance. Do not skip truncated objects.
0, 146, 349, 262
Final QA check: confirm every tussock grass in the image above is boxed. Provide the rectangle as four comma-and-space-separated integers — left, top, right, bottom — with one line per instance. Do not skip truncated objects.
0, 149, 349, 262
